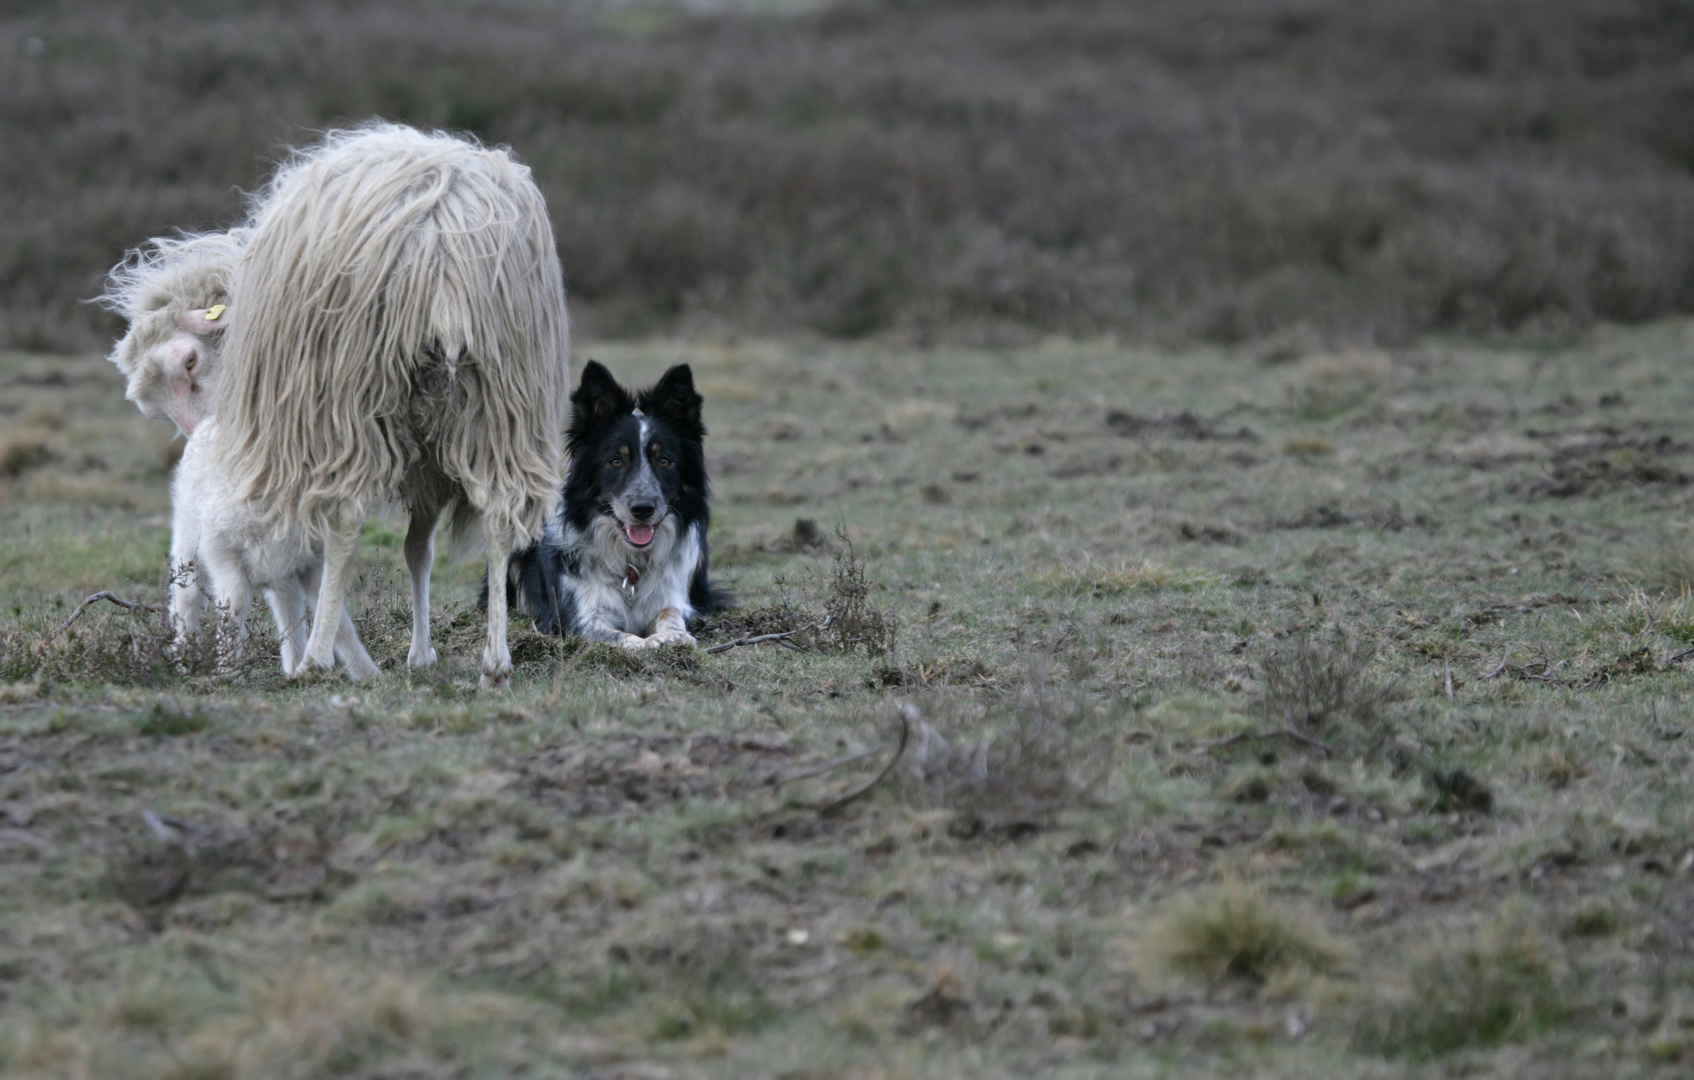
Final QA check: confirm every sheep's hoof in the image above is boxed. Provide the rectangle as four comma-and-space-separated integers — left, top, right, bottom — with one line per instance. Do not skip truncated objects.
291, 652, 337, 680
480, 650, 512, 689
408, 644, 438, 669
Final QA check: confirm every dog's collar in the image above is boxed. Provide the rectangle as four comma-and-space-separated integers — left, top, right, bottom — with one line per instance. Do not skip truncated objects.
622, 564, 640, 601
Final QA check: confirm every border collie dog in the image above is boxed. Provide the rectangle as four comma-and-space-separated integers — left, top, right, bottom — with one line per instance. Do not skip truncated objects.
507, 360, 729, 647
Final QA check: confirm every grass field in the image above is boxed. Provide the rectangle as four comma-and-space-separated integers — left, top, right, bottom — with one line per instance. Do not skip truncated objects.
6, 327, 1694, 1076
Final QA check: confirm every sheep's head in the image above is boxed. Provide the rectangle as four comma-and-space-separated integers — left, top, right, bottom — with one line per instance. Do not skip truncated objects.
110, 305, 229, 437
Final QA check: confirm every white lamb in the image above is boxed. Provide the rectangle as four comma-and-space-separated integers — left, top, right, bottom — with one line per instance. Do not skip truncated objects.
102, 231, 377, 674
169, 419, 378, 677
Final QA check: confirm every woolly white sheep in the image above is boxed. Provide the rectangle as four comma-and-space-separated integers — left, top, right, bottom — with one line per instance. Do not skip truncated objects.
104, 124, 571, 686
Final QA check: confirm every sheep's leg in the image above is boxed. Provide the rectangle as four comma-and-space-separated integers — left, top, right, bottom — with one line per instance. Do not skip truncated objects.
298, 516, 360, 676
404, 505, 441, 669
264, 580, 308, 675
334, 606, 380, 681
480, 516, 515, 689
296, 560, 377, 680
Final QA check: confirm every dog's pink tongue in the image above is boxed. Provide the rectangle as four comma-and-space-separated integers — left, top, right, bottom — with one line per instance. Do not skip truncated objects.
626, 523, 655, 546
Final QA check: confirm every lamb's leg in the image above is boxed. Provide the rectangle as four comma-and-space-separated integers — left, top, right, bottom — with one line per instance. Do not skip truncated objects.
480, 515, 515, 688
298, 514, 360, 676
404, 505, 441, 669
264, 579, 308, 675
197, 541, 252, 669
168, 501, 204, 646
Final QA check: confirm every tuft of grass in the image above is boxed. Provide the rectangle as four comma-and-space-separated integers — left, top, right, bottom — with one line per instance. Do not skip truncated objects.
1145, 879, 1347, 988
135, 697, 211, 737
1030, 558, 1218, 597
1604, 587, 1694, 643
1281, 434, 1337, 458
1624, 540, 1694, 593
1360, 910, 1570, 1059
0, 427, 52, 477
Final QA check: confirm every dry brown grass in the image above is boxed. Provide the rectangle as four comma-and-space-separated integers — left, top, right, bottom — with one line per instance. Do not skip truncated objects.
7, 1, 1694, 350
1143, 879, 1347, 988
0, 427, 51, 477
6, 960, 529, 1080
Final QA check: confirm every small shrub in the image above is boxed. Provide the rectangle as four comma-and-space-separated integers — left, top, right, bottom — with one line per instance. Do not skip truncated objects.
1146, 879, 1347, 987
1259, 627, 1392, 744
704, 531, 896, 659
817, 532, 896, 659
1360, 911, 1569, 1058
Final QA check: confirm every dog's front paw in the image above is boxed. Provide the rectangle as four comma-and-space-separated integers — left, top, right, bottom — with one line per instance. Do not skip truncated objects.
617, 632, 653, 650
647, 628, 698, 649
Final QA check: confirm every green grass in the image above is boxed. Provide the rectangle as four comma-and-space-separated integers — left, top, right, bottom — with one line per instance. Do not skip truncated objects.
8, 325, 1694, 1074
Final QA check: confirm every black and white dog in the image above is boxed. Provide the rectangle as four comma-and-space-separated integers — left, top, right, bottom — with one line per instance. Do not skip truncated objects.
504, 360, 729, 647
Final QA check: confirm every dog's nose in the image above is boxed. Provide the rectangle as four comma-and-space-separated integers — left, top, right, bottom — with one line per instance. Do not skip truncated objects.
629, 501, 656, 522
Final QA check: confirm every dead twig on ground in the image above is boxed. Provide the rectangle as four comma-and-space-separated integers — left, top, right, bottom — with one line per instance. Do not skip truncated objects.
773, 745, 885, 789
707, 615, 833, 655
1202, 723, 1336, 758
38, 591, 162, 651
786, 703, 914, 816
1483, 649, 1511, 679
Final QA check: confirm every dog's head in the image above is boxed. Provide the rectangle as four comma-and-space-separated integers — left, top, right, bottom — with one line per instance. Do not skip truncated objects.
565, 361, 707, 549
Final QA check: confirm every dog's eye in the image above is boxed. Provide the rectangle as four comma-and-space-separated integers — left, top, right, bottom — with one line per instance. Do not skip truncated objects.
655, 455, 672, 468
609, 457, 624, 469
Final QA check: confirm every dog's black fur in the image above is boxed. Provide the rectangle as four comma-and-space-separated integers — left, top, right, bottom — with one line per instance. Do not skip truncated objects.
498, 361, 729, 646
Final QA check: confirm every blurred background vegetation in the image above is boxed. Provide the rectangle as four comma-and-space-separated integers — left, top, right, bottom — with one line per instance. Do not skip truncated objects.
4, 0, 1694, 352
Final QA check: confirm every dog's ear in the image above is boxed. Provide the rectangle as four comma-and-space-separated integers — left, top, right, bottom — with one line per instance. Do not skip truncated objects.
573, 360, 630, 421
646, 364, 703, 430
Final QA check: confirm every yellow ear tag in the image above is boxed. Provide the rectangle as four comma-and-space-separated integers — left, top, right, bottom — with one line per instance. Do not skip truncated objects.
205, 304, 226, 321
